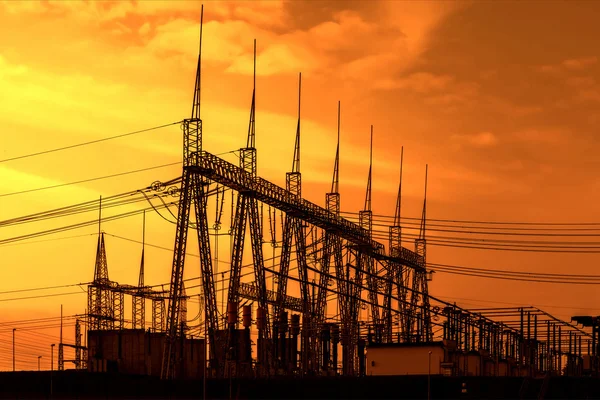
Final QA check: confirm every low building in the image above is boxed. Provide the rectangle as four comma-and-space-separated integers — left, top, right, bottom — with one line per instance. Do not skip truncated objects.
459, 351, 483, 376
87, 329, 205, 379
366, 342, 445, 376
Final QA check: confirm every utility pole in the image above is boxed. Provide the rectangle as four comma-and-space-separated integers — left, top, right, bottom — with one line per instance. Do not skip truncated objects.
428, 350, 432, 400
58, 304, 64, 371
51, 343, 55, 397
12, 328, 16, 372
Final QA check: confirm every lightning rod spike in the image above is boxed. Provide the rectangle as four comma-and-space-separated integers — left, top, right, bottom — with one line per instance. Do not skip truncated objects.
331, 101, 341, 194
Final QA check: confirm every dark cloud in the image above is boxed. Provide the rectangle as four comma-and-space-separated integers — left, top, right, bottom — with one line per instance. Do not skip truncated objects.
282, 0, 383, 30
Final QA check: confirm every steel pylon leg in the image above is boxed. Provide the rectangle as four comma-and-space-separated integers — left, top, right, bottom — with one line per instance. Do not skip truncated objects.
192, 174, 220, 376
161, 171, 192, 380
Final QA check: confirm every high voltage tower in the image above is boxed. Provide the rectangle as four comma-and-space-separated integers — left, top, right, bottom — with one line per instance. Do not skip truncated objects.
155, 7, 433, 379
87, 204, 169, 334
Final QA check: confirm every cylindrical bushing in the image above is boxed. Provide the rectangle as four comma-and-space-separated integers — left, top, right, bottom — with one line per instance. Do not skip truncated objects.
242, 305, 252, 328
256, 306, 266, 331
227, 301, 238, 325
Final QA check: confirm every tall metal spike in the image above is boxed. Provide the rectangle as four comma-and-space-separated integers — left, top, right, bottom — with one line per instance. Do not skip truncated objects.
364, 125, 373, 212
393, 147, 404, 228
286, 72, 302, 197
246, 39, 256, 149
94, 233, 109, 283
191, 5, 203, 120
93, 195, 105, 281
291, 72, 301, 174
241, 39, 258, 176
331, 101, 340, 194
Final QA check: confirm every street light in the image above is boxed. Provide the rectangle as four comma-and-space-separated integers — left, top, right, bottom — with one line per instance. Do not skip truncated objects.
12, 328, 16, 372
428, 350, 432, 400
38, 356, 42, 371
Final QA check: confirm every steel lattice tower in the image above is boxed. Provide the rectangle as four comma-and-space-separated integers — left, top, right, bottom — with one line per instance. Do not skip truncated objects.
360, 126, 381, 335
226, 40, 271, 378
273, 72, 313, 373
161, 6, 219, 379
317, 102, 345, 374
87, 232, 114, 330
384, 147, 408, 343
316, 102, 342, 319
409, 165, 432, 342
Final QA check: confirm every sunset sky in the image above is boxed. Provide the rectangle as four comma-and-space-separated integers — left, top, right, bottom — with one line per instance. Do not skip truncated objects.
1, 0, 600, 370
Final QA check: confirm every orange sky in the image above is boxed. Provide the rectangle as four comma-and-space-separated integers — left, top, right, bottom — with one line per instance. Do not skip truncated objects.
1, 0, 600, 370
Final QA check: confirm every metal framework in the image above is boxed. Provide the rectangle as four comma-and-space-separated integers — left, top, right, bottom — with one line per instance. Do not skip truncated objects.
160, 6, 219, 380
273, 72, 313, 373
405, 166, 432, 343
318, 101, 346, 374
88, 233, 115, 330
58, 319, 87, 371
226, 39, 271, 377
159, 9, 434, 379
436, 305, 595, 378
384, 147, 405, 343
87, 229, 169, 336
70, 9, 600, 380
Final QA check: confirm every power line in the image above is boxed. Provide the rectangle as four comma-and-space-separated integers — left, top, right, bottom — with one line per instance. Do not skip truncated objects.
105, 232, 196, 256
428, 262, 600, 279
0, 121, 182, 164
369, 218, 600, 232
0, 200, 177, 245
371, 232, 600, 253
0, 283, 87, 295
0, 189, 175, 228
341, 210, 600, 227
0, 233, 97, 247
0, 162, 181, 198
423, 241, 600, 254
360, 219, 600, 237
0, 322, 76, 333
371, 227, 600, 246
0, 185, 216, 246
0, 291, 86, 302
0, 177, 230, 233
438, 294, 600, 312
0, 315, 78, 326
433, 268, 600, 285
